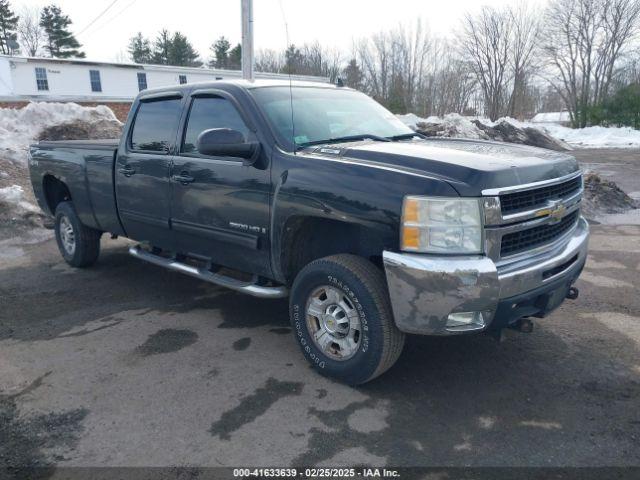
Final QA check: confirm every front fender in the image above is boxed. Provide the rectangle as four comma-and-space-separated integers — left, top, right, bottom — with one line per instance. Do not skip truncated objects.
269, 151, 458, 282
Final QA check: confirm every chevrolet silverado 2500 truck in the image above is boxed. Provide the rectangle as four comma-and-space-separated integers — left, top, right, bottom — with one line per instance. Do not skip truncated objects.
29, 80, 588, 384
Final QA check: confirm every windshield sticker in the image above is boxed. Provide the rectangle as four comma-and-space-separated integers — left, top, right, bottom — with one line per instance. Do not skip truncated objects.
294, 135, 309, 144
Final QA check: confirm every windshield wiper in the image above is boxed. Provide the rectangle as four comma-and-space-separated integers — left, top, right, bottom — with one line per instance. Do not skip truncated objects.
387, 132, 427, 141
297, 134, 391, 150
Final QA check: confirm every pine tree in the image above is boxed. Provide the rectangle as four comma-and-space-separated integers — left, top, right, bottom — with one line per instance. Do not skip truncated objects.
151, 29, 171, 65
342, 58, 364, 90
128, 32, 151, 64
168, 31, 201, 67
284, 44, 303, 74
39, 5, 84, 58
228, 43, 241, 70
0, 0, 19, 55
209, 36, 230, 69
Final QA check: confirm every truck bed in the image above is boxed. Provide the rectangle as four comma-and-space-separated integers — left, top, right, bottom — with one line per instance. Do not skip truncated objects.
29, 139, 123, 236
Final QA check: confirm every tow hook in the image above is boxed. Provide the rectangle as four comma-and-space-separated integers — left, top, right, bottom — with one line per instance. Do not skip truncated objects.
566, 287, 579, 300
514, 318, 534, 333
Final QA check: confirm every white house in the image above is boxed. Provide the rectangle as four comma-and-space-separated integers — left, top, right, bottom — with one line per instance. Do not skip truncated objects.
0, 55, 328, 120
530, 111, 572, 125
0, 54, 328, 100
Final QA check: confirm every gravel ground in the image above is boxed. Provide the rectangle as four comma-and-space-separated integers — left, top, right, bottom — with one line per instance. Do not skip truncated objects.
0, 149, 639, 472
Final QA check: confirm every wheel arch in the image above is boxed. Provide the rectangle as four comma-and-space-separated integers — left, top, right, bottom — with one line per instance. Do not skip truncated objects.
277, 215, 388, 286
42, 174, 72, 215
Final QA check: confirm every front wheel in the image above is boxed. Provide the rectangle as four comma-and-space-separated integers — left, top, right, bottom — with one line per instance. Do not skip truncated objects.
289, 254, 405, 385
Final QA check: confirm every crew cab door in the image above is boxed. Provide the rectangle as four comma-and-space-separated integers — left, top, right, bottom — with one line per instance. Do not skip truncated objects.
169, 91, 271, 276
115, 93, 183, 249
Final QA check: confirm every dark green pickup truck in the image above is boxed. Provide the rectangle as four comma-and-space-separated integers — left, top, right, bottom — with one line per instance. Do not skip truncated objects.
29, 79, 589, 384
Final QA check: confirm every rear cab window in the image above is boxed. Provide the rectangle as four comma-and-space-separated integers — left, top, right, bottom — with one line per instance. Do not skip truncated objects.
130, 98, 182, 153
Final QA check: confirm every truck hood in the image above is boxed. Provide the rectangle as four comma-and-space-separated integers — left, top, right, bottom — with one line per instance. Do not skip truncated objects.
306, 138, 579, 196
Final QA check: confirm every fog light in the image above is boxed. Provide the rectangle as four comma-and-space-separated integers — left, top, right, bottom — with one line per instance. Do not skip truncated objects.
446, 312, 485, 329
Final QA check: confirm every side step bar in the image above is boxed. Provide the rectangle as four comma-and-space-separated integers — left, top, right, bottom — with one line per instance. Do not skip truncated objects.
129, 245, 288, 299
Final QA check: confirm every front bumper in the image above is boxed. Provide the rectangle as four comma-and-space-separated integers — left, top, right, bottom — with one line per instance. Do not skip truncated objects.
382, 216, 589, 335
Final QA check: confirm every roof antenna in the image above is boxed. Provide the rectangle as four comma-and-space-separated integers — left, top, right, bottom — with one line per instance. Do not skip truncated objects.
278, 0, 296, 155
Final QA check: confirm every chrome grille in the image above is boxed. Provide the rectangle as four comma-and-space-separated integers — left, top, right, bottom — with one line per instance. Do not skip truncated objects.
500, 211, 579, 257
500, 176, 582, 214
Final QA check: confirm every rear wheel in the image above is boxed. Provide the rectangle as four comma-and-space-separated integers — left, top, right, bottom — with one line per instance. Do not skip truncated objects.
290, 254, 405, 385
54, 201, 101, 268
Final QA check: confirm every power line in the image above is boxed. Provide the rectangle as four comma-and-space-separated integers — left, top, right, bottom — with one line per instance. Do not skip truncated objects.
80, 0, 139, 38
77, 0, 121, 36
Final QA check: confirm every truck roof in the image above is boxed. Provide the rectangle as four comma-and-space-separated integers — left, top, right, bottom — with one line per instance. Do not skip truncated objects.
137, 78, 347, 98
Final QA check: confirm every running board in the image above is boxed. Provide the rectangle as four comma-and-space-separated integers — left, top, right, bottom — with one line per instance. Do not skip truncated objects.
129, 245, 288, 299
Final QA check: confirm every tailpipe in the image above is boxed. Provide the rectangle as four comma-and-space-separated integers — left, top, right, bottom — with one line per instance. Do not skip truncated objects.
566, 287, 579, 300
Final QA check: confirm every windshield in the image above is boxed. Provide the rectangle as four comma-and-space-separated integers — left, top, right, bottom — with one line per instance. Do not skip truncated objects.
250, 86, 413, 150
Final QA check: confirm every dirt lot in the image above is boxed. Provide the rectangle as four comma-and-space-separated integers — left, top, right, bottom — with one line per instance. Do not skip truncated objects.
1, 149, 639, 472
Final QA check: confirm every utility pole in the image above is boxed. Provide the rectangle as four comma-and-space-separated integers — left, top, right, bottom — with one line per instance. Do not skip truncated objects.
241, 0, 254, 80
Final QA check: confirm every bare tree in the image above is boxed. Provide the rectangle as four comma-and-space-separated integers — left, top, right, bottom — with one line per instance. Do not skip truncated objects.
355, 34, 388, 104
432, 54, 478, 116
17, 6, 42, 56
415, 38, 477, 117
354, 21, 433, 113
593, 0, 640, 102
459, 7, 513, 121
255, 48, 284, 73
507, 3, 542, 118
297, 42, 342, 81
255, 43, 342, 81
616, 50, 640, 86
543, 0, 640, 127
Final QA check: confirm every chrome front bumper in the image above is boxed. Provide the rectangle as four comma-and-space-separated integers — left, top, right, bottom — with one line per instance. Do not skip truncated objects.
383, 216, 589, 335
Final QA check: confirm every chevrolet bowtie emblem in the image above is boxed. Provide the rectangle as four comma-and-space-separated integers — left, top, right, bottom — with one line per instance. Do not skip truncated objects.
537, 201, 567, 223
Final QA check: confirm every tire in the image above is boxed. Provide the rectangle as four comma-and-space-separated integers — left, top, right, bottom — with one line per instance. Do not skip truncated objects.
290, 254, 405, 385
54, 201, 101, 268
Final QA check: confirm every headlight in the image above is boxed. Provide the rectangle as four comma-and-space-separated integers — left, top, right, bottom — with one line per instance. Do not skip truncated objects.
401, 196, 483, 253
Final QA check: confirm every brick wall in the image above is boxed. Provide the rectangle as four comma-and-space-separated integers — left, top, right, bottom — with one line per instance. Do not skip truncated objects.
0, 100, 132, 122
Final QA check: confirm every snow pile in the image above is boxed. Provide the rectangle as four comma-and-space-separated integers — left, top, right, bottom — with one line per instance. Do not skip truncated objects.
399, 112, 640, 149
479, 118, 572, 151
399, 113, 570, 151
0, 185, 40, 215
581, 173, 637, 218
542, 124, 640, 149
38, 118, 122, 142
0, 102, 121, 166
398, 113, 486, 138
0, 102, 122, 253
0, 184, 51, 250
397, 113, 436, 129
399, 113, 490, 139
0, 101, 122, 220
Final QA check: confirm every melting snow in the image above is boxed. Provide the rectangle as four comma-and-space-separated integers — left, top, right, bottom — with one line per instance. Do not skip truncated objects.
0, 102, 118, 166
398, 112, 640, 148
542, 124, 640, 149
0, 185, 40, 213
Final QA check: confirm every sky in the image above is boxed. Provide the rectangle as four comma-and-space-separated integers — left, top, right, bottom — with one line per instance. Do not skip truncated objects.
18, 0, 549, 63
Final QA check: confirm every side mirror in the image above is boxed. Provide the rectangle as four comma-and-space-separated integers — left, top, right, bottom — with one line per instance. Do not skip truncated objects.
196, 128, 260, 162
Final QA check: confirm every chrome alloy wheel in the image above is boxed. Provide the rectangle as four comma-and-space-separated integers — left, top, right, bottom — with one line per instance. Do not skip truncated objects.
59, 215, 76, 255
305, 285, 362, 361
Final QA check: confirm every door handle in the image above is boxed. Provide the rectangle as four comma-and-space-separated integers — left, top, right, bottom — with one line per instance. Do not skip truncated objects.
172, 172, 195, 185
118, 165, 136, 177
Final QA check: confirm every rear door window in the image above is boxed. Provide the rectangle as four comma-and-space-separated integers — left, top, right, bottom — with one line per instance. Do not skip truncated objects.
181, 97, 250, 155
130, 98, 182, 153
